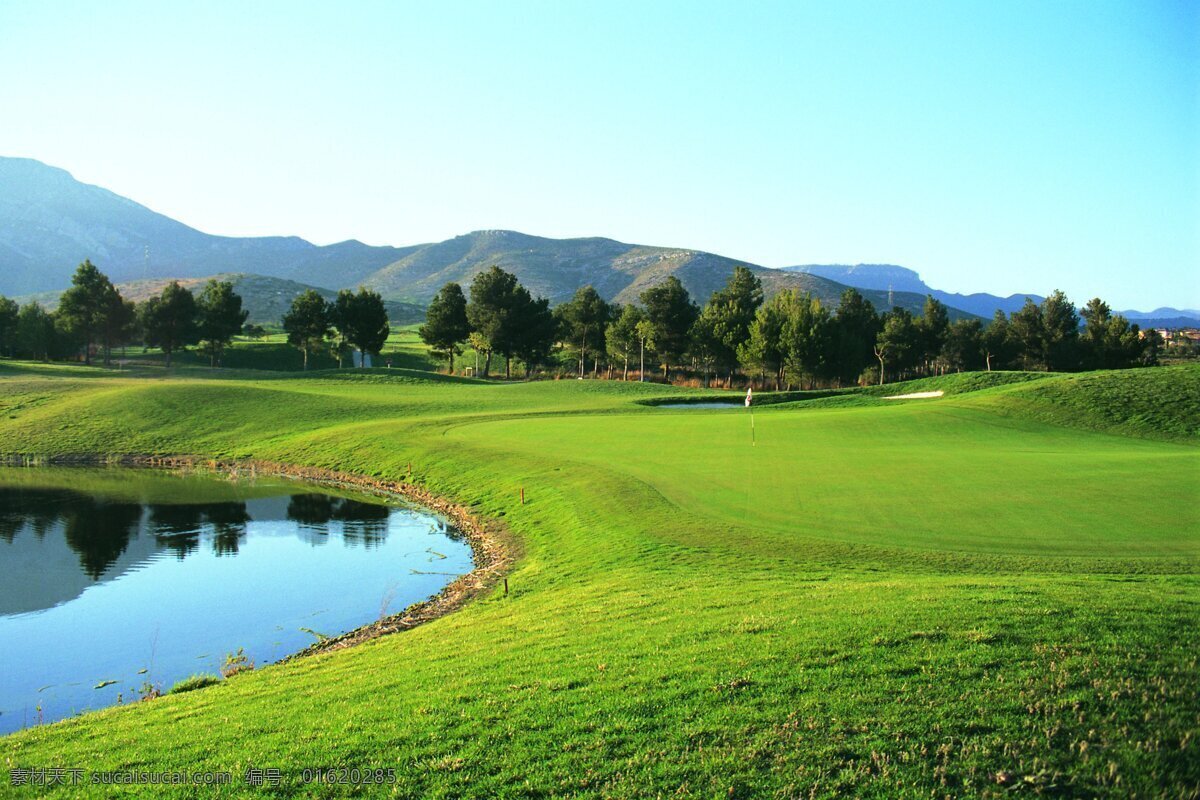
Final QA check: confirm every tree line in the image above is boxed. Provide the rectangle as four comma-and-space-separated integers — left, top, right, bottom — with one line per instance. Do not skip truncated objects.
1, 260, 1162, 384
0, 261, 249, 367
420, 266, 1162, 386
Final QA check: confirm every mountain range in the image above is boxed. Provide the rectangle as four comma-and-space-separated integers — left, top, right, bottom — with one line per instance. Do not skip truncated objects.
784, 264, 1198, 328
2, 156, 1194, 326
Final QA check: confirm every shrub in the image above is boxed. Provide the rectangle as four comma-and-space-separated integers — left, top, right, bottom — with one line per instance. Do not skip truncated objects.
220, 648, 255, 678
169, 674, 222, 694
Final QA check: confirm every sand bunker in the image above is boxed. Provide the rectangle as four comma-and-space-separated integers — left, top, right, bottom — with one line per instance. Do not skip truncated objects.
882, 390, 945, 400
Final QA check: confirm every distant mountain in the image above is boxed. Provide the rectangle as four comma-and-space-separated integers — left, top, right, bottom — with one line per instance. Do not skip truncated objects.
0, 157, 415, 295
0, 156, 958, 318
360, 230, 948, 315
783, 264, 1044, 317
783, 264, 1199, 324
18, 273, 426, 326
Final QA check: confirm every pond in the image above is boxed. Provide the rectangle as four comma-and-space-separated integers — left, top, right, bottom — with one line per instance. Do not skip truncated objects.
651, 402, 744, 410
0, 467, 473, 735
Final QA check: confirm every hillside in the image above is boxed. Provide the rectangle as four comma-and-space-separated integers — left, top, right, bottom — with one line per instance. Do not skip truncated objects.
1, 157, 952, 317
17, 273, 426, 326
362, 229, 949, 314
0, 157, 415, 295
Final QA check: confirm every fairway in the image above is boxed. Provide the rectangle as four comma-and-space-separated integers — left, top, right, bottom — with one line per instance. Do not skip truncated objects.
467, 402, 1197, 561
1, 362, 1197, 798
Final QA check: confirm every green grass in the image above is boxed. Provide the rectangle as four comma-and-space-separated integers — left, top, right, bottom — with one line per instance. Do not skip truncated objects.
0, 361, 1197, 798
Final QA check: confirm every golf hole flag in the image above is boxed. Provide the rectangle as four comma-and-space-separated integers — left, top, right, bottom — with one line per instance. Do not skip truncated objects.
745, 387, 753, 407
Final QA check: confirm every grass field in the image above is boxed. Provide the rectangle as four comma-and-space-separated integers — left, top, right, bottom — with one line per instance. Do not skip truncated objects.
0, 359, 1197, 798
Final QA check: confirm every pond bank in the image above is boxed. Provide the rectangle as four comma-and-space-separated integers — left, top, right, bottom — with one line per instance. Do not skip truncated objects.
0, 453, 519, 663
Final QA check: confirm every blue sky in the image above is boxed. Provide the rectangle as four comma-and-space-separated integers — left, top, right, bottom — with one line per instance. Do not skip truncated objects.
1, 0, 1196, 309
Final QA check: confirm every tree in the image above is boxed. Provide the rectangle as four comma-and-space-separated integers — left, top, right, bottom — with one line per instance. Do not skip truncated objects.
467, 267, 522, 378
557, 285, 611, 378
1080, 297, 1145, 370
102, 294, 138, 363
700, 266, 764, 384
57, 260, 121, 366
282, 289, 332, 370
832, 288, 880, 386
915, 296, 950, 374
197, 280, 248, 367
16, 302, 55, 361
688, 311, 722, 388
0, 296, 18, 357
467, 331, 490, 376
942, 319, 984, 372
514, 296, 558, 377
329, 291, 355, 368
635, 319, 655, 382
1139, 328, 1163, 366
874, 308, 917, 385
419, 282, 470, 373
779, 291, 832, 389
981, 311, 1014, 371
640, 276, 698, 381
606, 305, 645, 381
1008, 299, 1045, 370
243, 323, 267, 340
738, 294, 788, 389
140, 282, 200, 368
1040, 290, 1079, 371
337, 288, 390, 367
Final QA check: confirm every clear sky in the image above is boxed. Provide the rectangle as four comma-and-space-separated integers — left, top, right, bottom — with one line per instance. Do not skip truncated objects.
1, 0, 1196, 309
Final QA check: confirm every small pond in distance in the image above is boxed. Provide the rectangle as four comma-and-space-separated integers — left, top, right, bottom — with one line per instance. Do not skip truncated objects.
0, 467, 473, 735
652, 402, 743, 410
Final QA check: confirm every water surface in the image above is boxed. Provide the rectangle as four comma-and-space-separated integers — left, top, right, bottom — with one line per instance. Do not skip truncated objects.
0, 467, 472, 734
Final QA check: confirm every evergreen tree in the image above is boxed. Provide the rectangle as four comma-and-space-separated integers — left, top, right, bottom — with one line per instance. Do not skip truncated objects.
16, 302, 55, 361
606, 305, 645, 381
57, 260, 121, 366
1040, 290, 1080, 371
915, 296, 950, 374
514, 296, 558, 377
874, 308, 917, 385
419, 282, 470, 372
832, 288, 880, 386
1008, 299, 1045, 370
557, 285, 611, 378
140, 281, 200, 368
981, 310, 1014, 371
738, 294, 788, 389
779, 291, 833, 388
282, 289, 332, 370
699, 266, 764, 383
467, 267, 523, 378
942, 319, 984, 372
339, 288, 390, 366
640, 276, 698, 381
197, 280, 249, 367
0, 296, 18, 357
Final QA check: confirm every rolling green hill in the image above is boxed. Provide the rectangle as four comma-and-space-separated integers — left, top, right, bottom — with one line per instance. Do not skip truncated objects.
0, 360, 1195, 797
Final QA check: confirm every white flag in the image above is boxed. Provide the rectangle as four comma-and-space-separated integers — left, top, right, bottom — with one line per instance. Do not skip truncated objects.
745, 387, 753, 407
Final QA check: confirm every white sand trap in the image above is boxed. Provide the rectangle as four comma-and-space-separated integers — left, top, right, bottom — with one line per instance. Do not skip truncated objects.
882, 390, 944, 400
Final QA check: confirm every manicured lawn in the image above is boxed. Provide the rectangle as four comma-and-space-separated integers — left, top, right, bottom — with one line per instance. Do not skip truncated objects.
0, 361, 1196, 797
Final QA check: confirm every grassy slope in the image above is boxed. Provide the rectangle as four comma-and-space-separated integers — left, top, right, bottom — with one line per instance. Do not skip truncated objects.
0, 364, 1197, 798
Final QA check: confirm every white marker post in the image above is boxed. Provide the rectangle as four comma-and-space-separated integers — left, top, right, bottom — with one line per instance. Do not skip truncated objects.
745, 386, 754, 446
